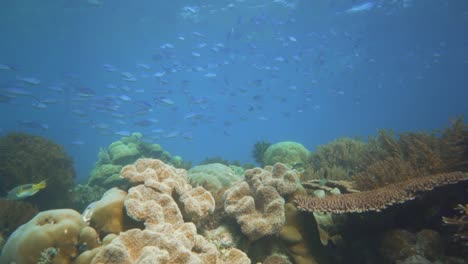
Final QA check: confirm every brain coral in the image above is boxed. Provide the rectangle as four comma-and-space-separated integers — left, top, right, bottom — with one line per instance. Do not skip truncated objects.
263, 141, 310, 169
0, 209, 99, 264
0, 133, 75, 209
223, 163, 301, 241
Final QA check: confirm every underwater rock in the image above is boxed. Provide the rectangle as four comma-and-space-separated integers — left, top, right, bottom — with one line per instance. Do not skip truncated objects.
188, 163, 243, 194
263, 254, 293, 264
263, 141, 310, 170
0, 209, 99, 264
380, 228, 444, 263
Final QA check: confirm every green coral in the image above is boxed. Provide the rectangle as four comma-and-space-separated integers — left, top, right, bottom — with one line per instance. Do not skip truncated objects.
88, 164, 123, 187
0, 133, 75, 209
188, 163, 243, 193
263, 141, 310, 170
108, 141, 140, 165
88, 133, 189, 189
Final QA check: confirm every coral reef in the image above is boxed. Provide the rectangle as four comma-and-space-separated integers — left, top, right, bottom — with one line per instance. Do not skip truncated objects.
252, 140, 271, 166
0, 132, 75, 209
0, 209, 100, 264
295, 171, 467, 214
87, 133, 190, 190
263, 141, 310, 171
223, 163, 302, 241
85, 158, 249, 263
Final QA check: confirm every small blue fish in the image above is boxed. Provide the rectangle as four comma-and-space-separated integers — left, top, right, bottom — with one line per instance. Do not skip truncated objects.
344, 2, 375, 14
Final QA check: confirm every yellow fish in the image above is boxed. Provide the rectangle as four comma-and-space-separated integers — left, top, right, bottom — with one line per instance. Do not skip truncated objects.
7, 180, 47, 200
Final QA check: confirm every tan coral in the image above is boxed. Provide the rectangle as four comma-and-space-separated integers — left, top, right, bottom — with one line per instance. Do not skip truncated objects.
88, 188, 129, 235
125, 184, 184, 228
0, 209, 100, 264
89, 159, 243, 263
223, 163, 301, 241
179, 186, 216, 222
295, 171, 468, 214
122, 159, 215, 224
91, 225, 220, 264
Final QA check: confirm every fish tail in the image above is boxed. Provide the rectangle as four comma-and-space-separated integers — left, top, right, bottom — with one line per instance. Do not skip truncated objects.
35, 180, 47, 190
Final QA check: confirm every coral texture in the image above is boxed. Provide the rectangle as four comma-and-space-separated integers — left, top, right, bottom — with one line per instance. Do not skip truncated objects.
295, 172, 467, 214
88, 159, 244, 263
0, 209, 100, 264
188, 163, 243, 194
223, 163, 300, 240
121, 158, 215, 224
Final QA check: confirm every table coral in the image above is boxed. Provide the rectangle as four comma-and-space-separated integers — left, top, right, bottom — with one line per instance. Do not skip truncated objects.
223, 163, 301, 241
0, 209, 100, 264
295, 171, 468, 214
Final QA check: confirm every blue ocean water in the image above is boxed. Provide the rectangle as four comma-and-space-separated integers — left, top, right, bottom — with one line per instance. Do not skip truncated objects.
0, 0, 467, 182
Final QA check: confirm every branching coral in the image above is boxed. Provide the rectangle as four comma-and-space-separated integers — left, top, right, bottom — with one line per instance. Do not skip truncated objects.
352, 118, 468, 190
295, 172, 467, 214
